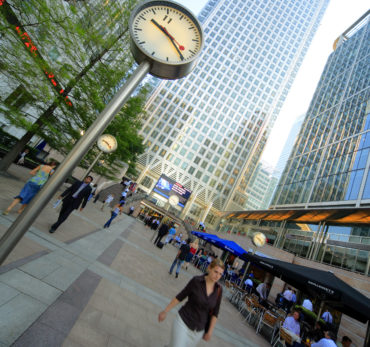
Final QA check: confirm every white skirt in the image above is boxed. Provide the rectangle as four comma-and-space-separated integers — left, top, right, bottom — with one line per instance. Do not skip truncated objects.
169, 313, 204, 347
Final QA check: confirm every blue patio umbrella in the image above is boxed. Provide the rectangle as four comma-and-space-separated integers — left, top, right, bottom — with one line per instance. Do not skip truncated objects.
191, 231, 247, 257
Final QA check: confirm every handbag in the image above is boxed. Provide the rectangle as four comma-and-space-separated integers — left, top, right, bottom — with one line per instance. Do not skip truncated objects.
205, 285, 221, 333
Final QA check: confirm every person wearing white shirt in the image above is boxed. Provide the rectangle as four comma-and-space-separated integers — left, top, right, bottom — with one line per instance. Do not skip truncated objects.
311, 331, 337, 347
302, 298, 313, 311
283, 311, 301, 336
321, 309, 333, 324
244, 278, 253, 293
283, 288, 293, 301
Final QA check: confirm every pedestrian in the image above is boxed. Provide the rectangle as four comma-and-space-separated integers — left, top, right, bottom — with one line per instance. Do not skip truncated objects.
184, 238, 199, 270
17, 148, 29, 165
164, 225, 177, 245
49, 176, 93, 233
103, 202, 123, 229
121, 188, 128, 200
101, 193, 114, 211
128, 206, 135, 216
88, 183, 98, 201
169, 238, 191, 278
159, 258, 225, 346
3, 161, 57, 215
154, 221, 170, 246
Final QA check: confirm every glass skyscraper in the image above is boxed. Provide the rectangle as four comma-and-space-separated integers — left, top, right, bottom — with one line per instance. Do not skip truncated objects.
271, 11, 370, 209
136, 0, 329, 224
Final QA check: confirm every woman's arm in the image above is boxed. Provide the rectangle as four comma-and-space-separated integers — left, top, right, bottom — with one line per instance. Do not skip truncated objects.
158, 298, 180, 322
29, 165, 41, 175
203, 315, 217, 341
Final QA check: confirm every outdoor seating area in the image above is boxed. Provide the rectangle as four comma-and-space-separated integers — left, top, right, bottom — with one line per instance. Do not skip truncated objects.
191, 230, 370, 346
223, 278, 287, 345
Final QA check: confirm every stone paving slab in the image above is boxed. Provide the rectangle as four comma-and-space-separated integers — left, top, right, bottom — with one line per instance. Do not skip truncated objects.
0, 166, 271, 347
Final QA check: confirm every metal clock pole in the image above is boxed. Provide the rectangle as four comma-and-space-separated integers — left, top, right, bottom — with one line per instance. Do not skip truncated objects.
83, 150, 103, 178
0, 61, 150, 265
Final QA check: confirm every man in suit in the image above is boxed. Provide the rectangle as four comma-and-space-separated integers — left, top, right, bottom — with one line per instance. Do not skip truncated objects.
49, 176, 93, 233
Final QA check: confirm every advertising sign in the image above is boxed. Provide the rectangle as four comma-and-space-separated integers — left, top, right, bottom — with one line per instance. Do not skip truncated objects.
153, 174, 192, 208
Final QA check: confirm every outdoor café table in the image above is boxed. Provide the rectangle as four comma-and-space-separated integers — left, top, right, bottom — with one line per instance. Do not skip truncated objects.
282, 327, 302, 344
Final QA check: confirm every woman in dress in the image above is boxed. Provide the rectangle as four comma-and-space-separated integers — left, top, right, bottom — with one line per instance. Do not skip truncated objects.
3, 161, 57, 215
158, 258, 225, 347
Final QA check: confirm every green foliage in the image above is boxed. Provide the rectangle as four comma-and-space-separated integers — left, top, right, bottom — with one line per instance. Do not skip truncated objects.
1, 0, 146, 177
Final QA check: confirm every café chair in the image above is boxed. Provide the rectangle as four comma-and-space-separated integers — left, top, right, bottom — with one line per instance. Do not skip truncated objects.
272, 326, 294, 347
256, 310, 278, 343
240, 297, 259, 326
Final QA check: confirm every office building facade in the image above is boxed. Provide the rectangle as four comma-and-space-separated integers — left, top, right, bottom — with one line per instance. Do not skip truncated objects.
271, 11, 370, 209
136, 0, 329, 225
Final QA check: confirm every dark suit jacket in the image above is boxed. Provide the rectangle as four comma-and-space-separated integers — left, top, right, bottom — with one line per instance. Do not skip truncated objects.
61, 180, 92, 210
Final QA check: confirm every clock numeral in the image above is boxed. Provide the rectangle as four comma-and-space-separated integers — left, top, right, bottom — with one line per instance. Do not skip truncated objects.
152, 9, 156, 15
189, 49, 195, 55
166, 9, 169, 15
188, 26, 195, 30
163, 15, 172, 24
139, 41, 146, 44
139, 15, 146, 21
179, 15, 184, 20
192, 39, 199, 42
134, 27, 142, 31
151, 51, 155, 56
166, 57, 169, 61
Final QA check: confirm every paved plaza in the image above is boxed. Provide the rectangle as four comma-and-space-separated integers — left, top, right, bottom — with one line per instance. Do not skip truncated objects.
0, 165, 270, 347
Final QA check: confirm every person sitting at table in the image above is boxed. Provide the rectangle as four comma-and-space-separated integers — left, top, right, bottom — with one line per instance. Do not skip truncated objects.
256, 282, 270, 306
244, 277, 253, 293
283, 310, 301, 346
283, 287, 294, 311
311, 330, 337, 347
302, 297, 313, 311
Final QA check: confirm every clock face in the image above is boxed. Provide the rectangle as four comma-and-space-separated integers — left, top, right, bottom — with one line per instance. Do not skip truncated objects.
97, 134, 117, 153
252, 232, 266, 248
129, 1, 203, 79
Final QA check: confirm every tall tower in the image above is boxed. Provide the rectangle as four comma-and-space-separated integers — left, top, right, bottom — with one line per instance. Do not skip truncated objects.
271, 11, 370, 209
136, 0, 329, 224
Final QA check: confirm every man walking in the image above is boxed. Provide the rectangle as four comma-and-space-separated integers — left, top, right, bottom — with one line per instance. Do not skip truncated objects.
169, 238, 190, 278
154, 222, 170, 246
49, 176, 93, 233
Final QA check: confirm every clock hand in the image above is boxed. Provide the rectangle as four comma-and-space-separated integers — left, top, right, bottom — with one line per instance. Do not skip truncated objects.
151, 19, 185, 61
103, 140, 112, 149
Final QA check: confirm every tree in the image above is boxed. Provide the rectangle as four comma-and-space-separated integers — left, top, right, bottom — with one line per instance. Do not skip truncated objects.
0, 0, 147, 176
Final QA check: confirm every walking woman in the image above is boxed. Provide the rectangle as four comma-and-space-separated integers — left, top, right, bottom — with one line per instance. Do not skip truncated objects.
103, 202, 124, 228
3, 161, 57, 215
158, 258, 225, 347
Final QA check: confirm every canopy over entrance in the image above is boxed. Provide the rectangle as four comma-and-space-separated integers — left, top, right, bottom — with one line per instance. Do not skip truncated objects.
240, 252, 370, 323
191, 231, 247, 257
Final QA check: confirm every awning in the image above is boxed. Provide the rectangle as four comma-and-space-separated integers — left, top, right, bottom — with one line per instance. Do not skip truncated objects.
191, 231, 247, 257
240, 253, 370, 323
224, 207, 370, 225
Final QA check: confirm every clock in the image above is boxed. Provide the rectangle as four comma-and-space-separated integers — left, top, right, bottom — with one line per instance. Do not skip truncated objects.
129, 0, 204, 79
97, 134, 117, 153
252, 232, 266, 248
169, 194, 179, 206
